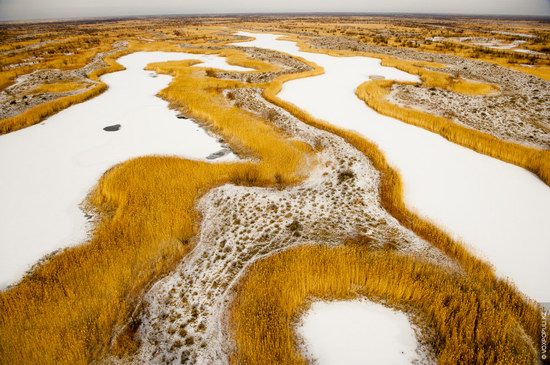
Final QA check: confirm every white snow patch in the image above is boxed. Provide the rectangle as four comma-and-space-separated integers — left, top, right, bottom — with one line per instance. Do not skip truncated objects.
0, 51, 251, 289
513, 49, 544, 55
492, 31, 537, 39
297, 300, 422, 365
233, 32, 550, 302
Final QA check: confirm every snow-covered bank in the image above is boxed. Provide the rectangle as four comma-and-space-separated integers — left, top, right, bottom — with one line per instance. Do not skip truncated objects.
297, 300, 422, 365
233, 32, 550, 302
0, 51, 250, 288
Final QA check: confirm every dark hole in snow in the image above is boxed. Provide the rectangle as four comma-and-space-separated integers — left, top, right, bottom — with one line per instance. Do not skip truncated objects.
103, 124, 121, 132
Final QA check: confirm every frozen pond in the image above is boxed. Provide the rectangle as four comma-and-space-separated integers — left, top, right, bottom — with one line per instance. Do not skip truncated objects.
0, 51, 250, 288
234, 32, 550, 302
297, 300, 421, 365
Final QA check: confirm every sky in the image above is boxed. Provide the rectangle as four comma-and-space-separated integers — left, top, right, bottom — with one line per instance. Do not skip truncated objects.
0, 0, 549, 21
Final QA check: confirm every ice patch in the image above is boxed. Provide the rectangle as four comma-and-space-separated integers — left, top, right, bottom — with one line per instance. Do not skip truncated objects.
297, 300, 422, 365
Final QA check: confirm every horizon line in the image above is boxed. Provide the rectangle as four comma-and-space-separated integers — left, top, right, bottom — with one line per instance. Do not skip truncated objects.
2, 11, 550, 24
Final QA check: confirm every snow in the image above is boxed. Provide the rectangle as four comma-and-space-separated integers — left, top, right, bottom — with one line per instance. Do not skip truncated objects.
513, 49, 544, 55
234, 32, 550, 302
297, 300, 421, 365
0, 51, 250, 289
492, 31, 537, 39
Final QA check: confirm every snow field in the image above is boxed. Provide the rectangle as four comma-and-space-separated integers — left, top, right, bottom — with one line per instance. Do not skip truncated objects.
0, 51, 249, 288
297, 300, 421, 365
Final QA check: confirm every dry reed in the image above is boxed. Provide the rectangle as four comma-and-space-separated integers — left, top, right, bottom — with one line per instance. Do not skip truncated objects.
0, 27, 544, 365
261, 54, 542, 353
356, 80, 550, 186
0, 47, 129, 135
282, 34, 550, 186
230, 244, 539, 365
0, 47, 311, 363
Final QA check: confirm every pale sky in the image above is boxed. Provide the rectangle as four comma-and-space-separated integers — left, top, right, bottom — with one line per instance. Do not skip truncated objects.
0, 0, 549, 21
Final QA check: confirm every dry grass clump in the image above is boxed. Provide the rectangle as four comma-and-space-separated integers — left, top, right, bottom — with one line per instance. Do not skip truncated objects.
356, 80, 550, 186
30, 81, 88, 94
378, 58, 500, 96
0, 34, 275, 136
145, 59, 310, 183
0, 48, 311, 363
0, 36, 116, 90
230, 244, 539, 364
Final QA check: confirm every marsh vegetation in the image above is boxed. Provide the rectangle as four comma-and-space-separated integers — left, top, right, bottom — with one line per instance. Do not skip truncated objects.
0, 15, 548, 365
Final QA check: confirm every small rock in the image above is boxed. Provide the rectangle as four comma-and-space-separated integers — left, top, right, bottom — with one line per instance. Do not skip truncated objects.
206, 149, 229, 160
103, 124, 121, 132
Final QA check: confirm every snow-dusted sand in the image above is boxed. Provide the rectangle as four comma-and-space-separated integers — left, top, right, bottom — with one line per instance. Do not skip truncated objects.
297, 300, 421, 365
0, 51, 250, 288
234, 32, 550, 302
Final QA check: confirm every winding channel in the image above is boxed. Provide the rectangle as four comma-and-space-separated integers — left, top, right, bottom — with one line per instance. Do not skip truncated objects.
234, 31, 550, 302
0, 51, 250, 288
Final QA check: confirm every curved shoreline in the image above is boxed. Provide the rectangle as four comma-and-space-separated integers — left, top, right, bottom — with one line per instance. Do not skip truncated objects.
236, 31, 550, 303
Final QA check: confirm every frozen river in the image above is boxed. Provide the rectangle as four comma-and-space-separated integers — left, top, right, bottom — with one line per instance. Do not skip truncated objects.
234, 31, 550, 302
0, 51, 250, 288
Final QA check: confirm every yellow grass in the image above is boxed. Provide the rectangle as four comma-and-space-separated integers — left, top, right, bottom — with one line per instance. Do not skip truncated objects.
31, 81, 87, 94
0, 33, 277, 136
286, 34, 500, 96
0, 48, 129, 135
240, 19, 550, 80
0, 48, 312, 363
230, 245, 537, 365
510, 64, 550, 81
230, 244, 539, 364
145, 58, 310, 183
0, 23, 545, 364
0, 84, 106, 134
356, 80, 550, 186
0, 37, 118, 91
379, 58, 500, 96
0, 69, 23, 90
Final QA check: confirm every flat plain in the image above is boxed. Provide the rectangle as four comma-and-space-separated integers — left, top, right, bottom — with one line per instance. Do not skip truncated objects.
0, 15, 549, 365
